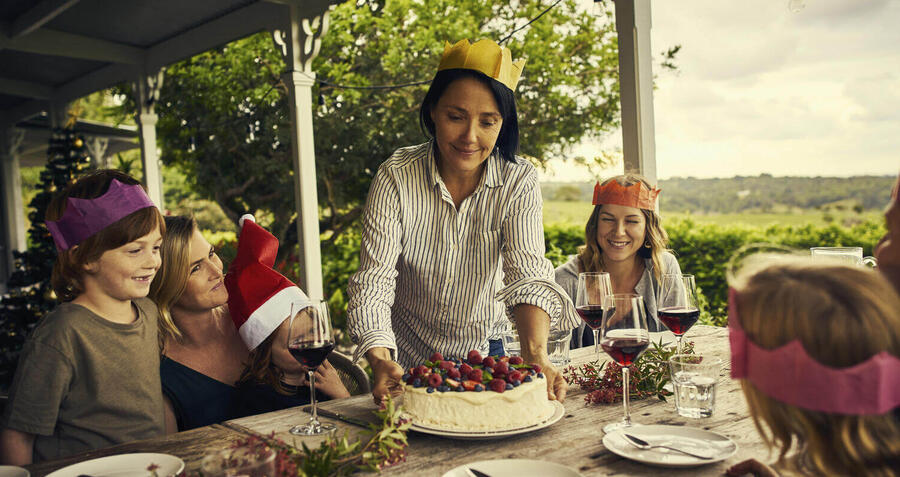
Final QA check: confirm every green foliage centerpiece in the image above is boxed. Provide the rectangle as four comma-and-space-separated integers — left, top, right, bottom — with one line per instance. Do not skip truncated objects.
563, 339, 695, 404
184, 397, 410, 477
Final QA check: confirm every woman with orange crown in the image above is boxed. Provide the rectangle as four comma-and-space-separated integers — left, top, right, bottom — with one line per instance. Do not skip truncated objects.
347, 39, 581, 405
555, 173, 681, 347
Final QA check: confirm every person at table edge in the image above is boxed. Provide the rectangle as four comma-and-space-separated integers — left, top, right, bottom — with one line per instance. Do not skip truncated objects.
347, 39, 579, 403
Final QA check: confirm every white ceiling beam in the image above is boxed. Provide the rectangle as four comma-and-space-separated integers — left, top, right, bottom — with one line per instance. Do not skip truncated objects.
0, 28, 143, 64
0, 78, 54, 99
10, 0, 81, 38
145, 1, 285, 70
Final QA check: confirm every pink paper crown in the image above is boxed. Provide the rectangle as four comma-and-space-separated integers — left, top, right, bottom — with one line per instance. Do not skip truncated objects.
728, 288, 900, 415
592, 180, 660, 210
45, 179, 156, 250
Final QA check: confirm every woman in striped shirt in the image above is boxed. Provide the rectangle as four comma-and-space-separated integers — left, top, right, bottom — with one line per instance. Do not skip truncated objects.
347, 40, 575, 404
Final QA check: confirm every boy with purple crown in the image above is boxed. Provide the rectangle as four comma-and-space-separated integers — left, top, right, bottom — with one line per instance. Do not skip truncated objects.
0, 170, 167, 464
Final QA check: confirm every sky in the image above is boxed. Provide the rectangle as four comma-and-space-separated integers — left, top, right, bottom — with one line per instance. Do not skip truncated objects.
539, 0, 900, 182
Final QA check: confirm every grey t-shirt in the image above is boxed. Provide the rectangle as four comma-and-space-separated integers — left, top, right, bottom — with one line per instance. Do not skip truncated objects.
554, 251, 683, 345
2, 297, 165, 462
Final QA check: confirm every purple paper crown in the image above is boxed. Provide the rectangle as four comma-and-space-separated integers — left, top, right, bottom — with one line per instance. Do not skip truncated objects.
46, 179, 157, 250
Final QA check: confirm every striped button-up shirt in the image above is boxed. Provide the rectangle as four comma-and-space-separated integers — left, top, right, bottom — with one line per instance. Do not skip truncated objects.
347, 141, 566, 369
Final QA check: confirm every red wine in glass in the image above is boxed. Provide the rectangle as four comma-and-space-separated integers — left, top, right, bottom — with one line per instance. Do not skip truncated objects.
576, 305, 605, 330
600, 335, 650, 366
287, 300, 335, 436
657, 307, 700, 336
289, 341, 335, 370
600, 294, 649, 433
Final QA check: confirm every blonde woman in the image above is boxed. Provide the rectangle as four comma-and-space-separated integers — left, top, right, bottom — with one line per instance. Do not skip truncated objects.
149, 216, 248, 432
554, 173, 681, 347
727, 259, 900, 477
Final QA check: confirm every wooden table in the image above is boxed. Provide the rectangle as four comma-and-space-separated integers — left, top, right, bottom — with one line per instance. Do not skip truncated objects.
27, 325, 768, 476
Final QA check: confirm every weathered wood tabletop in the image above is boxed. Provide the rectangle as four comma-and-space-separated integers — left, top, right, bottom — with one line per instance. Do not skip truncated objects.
26, 325, 769, 476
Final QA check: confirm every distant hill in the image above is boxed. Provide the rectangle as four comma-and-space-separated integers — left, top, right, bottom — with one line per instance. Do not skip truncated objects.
541, 175, 896, 213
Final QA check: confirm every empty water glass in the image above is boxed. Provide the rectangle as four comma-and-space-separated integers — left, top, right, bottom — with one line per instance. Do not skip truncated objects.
547, 329, 571, 367
810, 246, 877, 267
668, 354, 721, 418
502, 330, 521, 357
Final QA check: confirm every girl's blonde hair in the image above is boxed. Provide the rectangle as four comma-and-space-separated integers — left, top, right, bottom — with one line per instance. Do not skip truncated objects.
148, 215, 197, 349
731, 259, 900, 476
576, 173, 669, 280
47, 170, 165, 302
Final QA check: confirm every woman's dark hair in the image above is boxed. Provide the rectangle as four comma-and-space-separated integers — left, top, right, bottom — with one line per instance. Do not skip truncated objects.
418, 68, 519, 163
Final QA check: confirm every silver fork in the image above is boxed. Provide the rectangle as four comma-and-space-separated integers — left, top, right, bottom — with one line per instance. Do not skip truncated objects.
623, 433, 715, 460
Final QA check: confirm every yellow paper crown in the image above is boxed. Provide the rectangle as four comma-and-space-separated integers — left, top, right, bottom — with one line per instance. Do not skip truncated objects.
437, 39, 526, 91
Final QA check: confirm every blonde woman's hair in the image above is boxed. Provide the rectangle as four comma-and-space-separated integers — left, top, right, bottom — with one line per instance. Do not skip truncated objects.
149, 215, 197, 350
731, 259, 900, 476
576, 173, 670, 280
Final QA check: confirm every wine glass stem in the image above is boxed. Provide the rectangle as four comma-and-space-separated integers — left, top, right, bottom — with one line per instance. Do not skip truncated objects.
593, 329, 600, 362
676, 335, 683, 355
308, 370, 319, 426
622, 366, 632, 426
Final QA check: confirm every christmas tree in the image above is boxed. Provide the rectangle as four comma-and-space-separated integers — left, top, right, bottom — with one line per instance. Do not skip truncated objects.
0, 128, 91, 387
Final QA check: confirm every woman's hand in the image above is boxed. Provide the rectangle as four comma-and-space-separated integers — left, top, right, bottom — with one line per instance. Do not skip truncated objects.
726, 459, 777, 477
524, 355, 567, 402
366, 348, 404, 405
513, 304, 568, 402
312, 359, 351, 399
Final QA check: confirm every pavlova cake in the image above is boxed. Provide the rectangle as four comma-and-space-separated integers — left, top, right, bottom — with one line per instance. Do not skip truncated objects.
401, 350, 556, 431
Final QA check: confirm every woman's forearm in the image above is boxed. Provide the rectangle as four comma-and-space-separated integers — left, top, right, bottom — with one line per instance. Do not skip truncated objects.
513, 304, 550, 363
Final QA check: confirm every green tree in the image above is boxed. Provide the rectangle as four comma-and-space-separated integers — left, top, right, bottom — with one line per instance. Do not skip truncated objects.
146, 0, 623, 246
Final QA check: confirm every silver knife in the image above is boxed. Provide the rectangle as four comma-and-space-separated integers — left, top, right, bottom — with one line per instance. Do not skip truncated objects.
466, 468, 492, 477
302, 406, 371, 428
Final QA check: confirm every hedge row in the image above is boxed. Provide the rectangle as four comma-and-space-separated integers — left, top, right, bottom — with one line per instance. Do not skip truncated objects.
265, 217, 886, 341
545, 218, 886, 326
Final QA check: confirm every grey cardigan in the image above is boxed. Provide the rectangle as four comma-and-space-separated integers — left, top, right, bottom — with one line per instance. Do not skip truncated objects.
554, 251, 682, 347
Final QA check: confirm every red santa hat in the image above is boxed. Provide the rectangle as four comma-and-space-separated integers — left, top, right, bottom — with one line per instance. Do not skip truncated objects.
225, 214, 309, 350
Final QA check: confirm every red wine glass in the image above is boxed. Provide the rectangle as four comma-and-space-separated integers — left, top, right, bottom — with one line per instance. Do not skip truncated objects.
287, 300, 336, 436
656, 274, 700, 354
600, 293, 650, 433
575, 272, 612, 362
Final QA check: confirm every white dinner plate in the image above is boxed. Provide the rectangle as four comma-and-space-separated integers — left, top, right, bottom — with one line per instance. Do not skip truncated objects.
603, 424, 737, 468
442, 459, 583, 477
409, 400, 564, 440
0, 466, 29, 477
46, 453, 184, 477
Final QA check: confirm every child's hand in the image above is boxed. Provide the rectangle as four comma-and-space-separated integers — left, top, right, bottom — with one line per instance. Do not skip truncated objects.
312, 359, 351, 399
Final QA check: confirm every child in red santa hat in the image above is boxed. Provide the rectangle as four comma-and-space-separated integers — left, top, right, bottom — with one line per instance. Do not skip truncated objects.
226, 215, 348, 415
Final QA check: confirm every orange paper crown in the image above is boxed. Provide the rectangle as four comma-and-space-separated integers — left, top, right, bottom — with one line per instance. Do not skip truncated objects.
438, 39, 526, 91
592, 180, 660, 210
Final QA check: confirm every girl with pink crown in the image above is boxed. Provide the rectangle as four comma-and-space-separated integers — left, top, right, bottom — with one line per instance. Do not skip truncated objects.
0, 170, 167, 464
726, 258, 900, 476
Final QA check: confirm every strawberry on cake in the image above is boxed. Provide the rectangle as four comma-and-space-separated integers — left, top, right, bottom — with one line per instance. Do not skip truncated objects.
401, 350, 556, 431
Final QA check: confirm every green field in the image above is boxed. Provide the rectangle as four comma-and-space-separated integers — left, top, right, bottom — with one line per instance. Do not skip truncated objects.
542, 200, 886, 228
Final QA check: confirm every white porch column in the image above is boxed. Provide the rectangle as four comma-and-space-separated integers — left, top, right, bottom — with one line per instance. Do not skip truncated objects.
0, 128, 26, 289
615, 0, 657, 185
271, 2, 331, 301
133, 70, 165, 208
